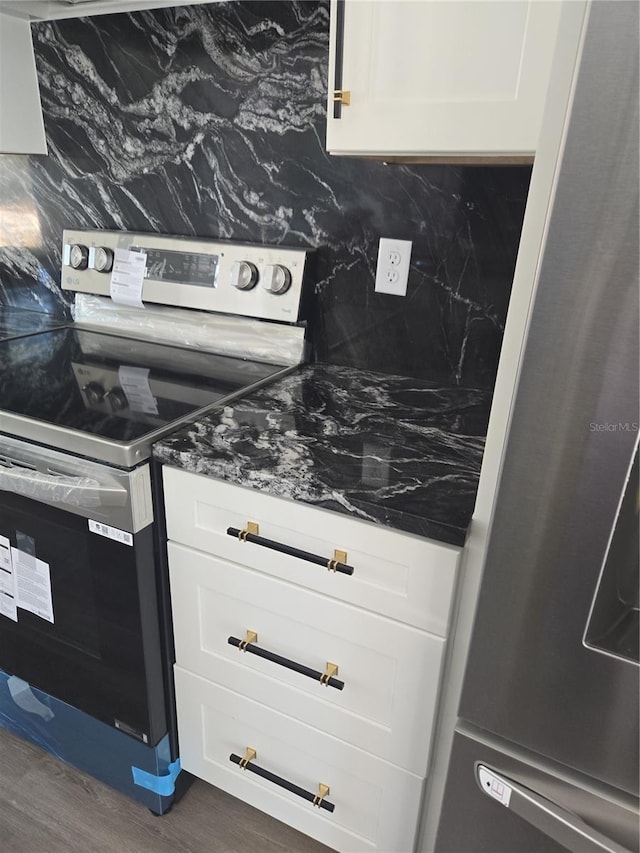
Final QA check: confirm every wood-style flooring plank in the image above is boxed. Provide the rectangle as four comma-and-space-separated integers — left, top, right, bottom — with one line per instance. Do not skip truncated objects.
0, 728, 335, 853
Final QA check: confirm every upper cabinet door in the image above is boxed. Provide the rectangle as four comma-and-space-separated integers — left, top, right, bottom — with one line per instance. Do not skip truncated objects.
0, 14, 47, 155
326, 0, 566, 158
0, 1, 206, 19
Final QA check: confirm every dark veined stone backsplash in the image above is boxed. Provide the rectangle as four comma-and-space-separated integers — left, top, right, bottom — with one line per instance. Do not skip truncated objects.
0, 1, 530, 387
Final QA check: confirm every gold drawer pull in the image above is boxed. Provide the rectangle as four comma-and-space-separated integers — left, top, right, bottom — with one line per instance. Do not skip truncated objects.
239, 747, 256, 768
327, 549, 348, 572
238, 521, 259, 541
313, 783, 330, 807
238, 630, 258, 651
332, 89, 351, 106
320, 662, 339, 686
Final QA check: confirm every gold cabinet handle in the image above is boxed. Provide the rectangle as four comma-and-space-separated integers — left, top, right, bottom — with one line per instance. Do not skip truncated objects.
313, 783, 330, 807
327, 548, 348, 572
332, 89, 351, 106
320, 662, 339, 686
239, 747, 256, 768
238, 630, 258, 651
238, 521, 259, 541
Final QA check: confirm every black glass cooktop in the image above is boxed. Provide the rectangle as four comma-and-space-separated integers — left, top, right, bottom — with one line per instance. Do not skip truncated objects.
0, 326, 286, 466
0, 308, 66, 341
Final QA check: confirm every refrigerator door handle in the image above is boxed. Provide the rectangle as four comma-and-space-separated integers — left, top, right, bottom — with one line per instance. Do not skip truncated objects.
475, 764, 633, 853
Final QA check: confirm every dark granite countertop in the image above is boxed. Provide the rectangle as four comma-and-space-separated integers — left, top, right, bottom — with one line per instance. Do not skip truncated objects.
153, 364, 491, 547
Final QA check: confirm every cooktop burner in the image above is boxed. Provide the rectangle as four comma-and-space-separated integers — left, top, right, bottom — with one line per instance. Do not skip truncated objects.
0, 326, 288, 467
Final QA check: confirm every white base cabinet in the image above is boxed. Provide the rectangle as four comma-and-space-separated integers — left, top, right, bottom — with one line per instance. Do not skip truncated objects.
163, 468, 461, 851
174, 669, 424, 853
163, 468, 459, 637
169, 541, 445, 776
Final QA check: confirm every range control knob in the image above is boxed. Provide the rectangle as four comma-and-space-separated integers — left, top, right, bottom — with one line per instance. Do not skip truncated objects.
91, 246, 114, 273
230, 260, 259, 291
105, 386, 128, 412
69, 244, 89, 270
262, 264, 292, 295
82, 381, 106, 405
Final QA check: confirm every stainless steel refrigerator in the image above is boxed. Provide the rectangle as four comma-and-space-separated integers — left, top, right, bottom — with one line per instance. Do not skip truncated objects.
434, 3, 639, 852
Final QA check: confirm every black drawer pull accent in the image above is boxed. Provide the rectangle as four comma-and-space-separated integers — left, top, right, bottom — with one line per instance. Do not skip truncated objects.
333, 0, 347, 119
227, 526, 354, 576
228, 634, 345, 691
230, 752, 335, 813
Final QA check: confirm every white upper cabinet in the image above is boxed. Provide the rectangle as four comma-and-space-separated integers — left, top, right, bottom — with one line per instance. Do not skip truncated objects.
0, 0, 214, 155
0, 1, 211, 21
0, 13, 47, 154
326, 0, 568, 158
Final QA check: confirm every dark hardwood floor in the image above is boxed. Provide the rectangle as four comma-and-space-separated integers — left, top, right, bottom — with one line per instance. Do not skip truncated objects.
0, 728, 334, 853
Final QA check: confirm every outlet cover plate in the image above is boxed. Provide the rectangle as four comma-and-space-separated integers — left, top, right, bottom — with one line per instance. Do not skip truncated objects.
375, 238, 412, 296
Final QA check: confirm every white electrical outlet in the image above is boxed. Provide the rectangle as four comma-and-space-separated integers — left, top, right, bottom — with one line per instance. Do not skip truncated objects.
361, 443, 391, 487
375, 238, 412, 296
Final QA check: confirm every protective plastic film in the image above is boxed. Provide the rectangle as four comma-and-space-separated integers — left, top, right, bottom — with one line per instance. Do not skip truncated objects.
73, 294, 307, 366
0, 467, 101, 508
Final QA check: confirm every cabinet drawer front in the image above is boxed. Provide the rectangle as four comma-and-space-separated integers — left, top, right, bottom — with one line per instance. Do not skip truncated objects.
175, 668, 423, 853
163, 468, 459, 635
169, 542, 444, 777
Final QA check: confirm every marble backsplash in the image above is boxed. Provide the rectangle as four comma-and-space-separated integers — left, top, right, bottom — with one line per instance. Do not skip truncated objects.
0, 0, 530, 387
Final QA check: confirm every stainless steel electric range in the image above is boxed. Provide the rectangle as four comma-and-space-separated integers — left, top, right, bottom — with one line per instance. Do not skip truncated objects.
0, 229, 311, 813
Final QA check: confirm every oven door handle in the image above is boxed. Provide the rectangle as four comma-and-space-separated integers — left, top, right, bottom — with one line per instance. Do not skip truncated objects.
0, 465, 128, 508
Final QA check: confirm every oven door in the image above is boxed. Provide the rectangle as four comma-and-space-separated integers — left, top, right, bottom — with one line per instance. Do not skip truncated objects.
0, 435, 167, 746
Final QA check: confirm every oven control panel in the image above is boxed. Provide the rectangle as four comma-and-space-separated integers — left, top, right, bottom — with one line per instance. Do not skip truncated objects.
62, 229, 310, 323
